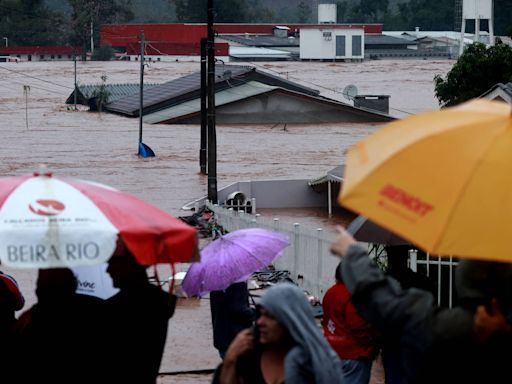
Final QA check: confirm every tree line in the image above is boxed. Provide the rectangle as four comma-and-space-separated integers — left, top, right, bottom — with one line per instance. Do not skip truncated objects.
0, 0, 510, 50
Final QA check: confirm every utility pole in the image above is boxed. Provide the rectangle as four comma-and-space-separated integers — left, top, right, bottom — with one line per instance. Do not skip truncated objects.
207, 0, 218, 203
139, 31, 145, 146
200, 38, 207, 175
73, 53, 77, 110
90, 21, 94, 55
137, 31, 155, 158
23, 85, 30, 130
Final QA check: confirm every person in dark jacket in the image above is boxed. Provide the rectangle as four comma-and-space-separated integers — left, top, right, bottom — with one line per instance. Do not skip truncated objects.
14, 268, 104, 384
105, 248, 176, 384
381, 245, 435, 384
330, 225, 512, 384
0, 272, 24, 383
210, 281, 255, 358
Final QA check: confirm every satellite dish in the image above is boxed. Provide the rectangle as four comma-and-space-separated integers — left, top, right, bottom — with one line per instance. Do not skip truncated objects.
343, 84, 358, 101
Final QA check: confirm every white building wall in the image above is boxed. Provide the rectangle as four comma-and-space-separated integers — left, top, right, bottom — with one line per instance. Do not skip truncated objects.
300, 28, 365, 60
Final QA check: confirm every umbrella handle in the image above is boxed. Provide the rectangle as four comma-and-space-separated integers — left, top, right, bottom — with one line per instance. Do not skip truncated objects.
168, 262, 176, 302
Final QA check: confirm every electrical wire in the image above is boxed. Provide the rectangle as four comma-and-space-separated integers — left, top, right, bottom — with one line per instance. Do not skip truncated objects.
0, 65, 72, 90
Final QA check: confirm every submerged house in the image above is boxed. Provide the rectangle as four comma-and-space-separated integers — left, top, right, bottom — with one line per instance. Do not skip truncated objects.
480, 82, 512, 104
104, 64, 394, 124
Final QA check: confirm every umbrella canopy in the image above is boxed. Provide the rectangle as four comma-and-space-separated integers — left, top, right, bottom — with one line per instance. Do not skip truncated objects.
339, 99, 512, 262
347, 215, 408, 245
182, 228, 289, 297
0, 172, 198, 268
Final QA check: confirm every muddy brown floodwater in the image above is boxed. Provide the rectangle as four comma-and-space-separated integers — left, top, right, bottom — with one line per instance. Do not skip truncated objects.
0, 58, 452, 382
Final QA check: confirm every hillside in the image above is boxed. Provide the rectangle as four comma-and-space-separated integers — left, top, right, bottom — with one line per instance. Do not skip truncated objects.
44, 0, 402, 23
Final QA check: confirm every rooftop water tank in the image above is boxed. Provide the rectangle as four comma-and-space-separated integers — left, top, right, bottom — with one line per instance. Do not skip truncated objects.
318, 4, 337, 24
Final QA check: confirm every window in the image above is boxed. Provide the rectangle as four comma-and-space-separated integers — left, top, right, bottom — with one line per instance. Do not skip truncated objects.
352, 35, 362, 56
336, 36, 346, 57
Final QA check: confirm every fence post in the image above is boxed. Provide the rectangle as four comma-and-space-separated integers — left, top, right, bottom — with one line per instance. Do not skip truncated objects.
409, 249, 418, 272
273, 218, 280, 232
316, 228, 323, 297
293, 223, 300, 281
251, 198, 256, 215
251, 213, 260, 228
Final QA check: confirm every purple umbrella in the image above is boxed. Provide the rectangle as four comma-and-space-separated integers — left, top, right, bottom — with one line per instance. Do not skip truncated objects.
182, 228, 290, 297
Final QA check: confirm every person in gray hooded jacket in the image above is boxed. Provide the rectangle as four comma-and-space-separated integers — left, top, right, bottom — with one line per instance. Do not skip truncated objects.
215, 282, 344, 384
330, 225, 512, 384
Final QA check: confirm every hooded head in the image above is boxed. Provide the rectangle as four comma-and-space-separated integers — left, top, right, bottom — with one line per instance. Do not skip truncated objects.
259, 283, 343, 384
455, 259, 512, 313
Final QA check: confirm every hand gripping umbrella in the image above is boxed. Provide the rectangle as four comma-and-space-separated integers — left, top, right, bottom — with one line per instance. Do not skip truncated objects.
0, 172, 198, 268
182, 228, 290, 297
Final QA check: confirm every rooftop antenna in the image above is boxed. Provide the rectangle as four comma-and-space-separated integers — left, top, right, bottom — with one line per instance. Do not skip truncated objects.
343, 84, 358, 101
138, 31, 155, 158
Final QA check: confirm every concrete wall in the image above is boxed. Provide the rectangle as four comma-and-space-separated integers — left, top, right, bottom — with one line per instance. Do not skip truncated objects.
182, 179, 327, 210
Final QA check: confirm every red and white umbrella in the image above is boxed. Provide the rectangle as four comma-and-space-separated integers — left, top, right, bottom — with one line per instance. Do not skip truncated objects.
0, 172, 198, 269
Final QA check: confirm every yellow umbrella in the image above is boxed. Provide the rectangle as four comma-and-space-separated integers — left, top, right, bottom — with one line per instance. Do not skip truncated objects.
339, 99, 512, 262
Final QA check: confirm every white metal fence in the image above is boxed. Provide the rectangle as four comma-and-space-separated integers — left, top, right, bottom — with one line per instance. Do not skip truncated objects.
208, 202, 347, 299
206, 202, 458, 306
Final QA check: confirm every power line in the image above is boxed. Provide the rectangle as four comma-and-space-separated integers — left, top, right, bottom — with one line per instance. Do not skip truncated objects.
0, 65, 72, 90
0, 77, 69, 96
247, 61, 416, 116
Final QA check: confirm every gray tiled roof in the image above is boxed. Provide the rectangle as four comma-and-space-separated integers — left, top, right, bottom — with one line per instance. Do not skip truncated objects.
105, 64, 320, 117
222, 34, 299, 47
365, 34, 417, 46
105, 65, 254, 116
65, 83, 159, 105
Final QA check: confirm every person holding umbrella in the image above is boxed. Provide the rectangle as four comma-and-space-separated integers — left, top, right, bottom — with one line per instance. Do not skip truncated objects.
330, 225, 512, 384
210, 281, 255, 359
214, 283, 344, 384
104, 245, 177, 384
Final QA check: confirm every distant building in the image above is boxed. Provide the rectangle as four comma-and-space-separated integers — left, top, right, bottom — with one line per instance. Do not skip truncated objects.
0, 46, 83, 62
299, 27, 365, 61
102, 64, 394, 124
100, 23, 383, 61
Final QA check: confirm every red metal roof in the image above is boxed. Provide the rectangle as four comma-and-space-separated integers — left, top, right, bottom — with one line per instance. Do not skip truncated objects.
0, 46, 83, 55
100, 23, 383, 47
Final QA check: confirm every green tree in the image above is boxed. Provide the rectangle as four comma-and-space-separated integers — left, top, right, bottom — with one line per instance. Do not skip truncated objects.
296, 1, 312, 23
0, 0, 67, 46
92, 44, 114, 60
434, 42, 512, 107
495, 0, 512, 36
397, 0, 454, 30
175, 0, 271, 22
68, 0, 134, 56
91, 74, 110, 112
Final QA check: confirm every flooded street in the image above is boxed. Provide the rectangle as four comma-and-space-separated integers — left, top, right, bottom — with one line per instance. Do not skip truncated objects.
0, 58, 452, 380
